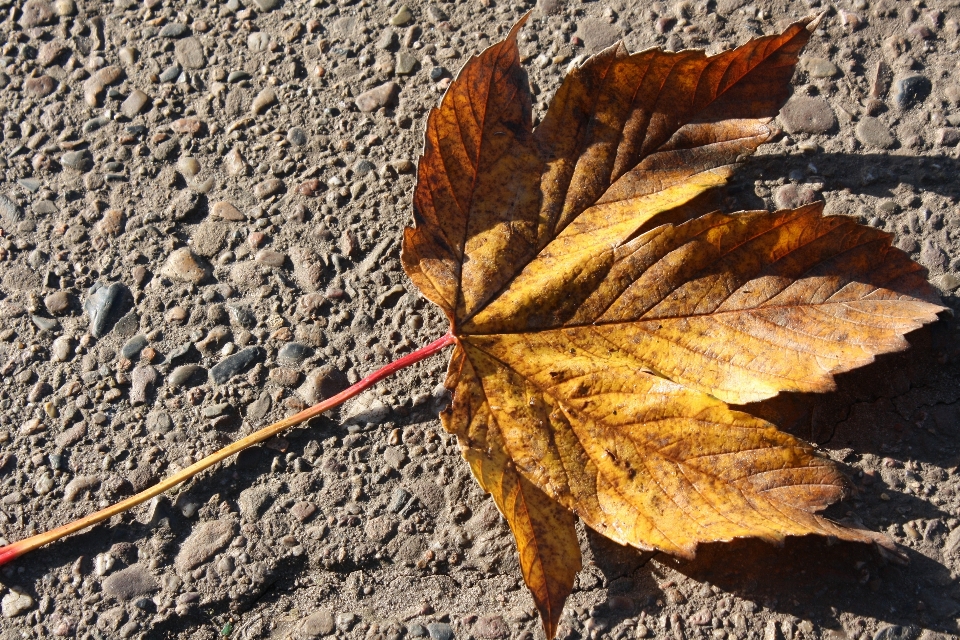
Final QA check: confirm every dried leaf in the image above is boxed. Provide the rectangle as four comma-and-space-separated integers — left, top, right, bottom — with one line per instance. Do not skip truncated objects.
402, 14, 945, 637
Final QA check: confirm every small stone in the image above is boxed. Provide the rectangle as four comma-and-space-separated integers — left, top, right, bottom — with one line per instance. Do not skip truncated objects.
427, 622, 454, 640
158, 65, 181, 84
780, 97, 836, 134
130, 365, 158, 406
252, 88, 277, 114
395, 53, 418, 75
390, 5, 412, 26
121, 335, 148, 360
24, 75, 57, 98
255, 178, 284, 198
51, 335, 74, 362
172, 118, 203, 136
575, 17, 622, 51
278, 342, 312, 364
178, 156, 201, 178
297, 179, 323, 197
855, 117, 895, 149
355, 82, 400, 112
192, 220, 229, 257
343, 393, 390, 426
893, 75, 931, 109
161, 248, 211, 284
935, 273, 960, 291
921, 240, 948, 271
297, 365, 348, 405
225, 148, 250, 176
377, 29, 397, 50
19, 0, 55, 28
159, 23, 189, 38
120, 89, 150, 118
64, 475, 100, 501
211, 201, 245, 221
773, 184, 819, 209
301, 609, 335, 637
247, 391, 272, 421
146, 411, 174, 434
54, 0, 75, 15
290, 501, 316, 522
287, 127, 308, 146
210, 346, 262, 384
175, 37, 206, 70
1, 589, 34, 618
251, 0, 278, 10
269, 367, 301, 387
118, 46, 136, 66
169, 364, 203, 387
102, 565, 158, 601
239, 486, 275, 518
96, 209, 125, 236
84, 282, 128, 337
364, 515, 398, 542
936, 128, 960, 147
804, 57, 839, 78
255, 249, 287, 267
248, 32, 270, 52
174, 520, 235, 572
474, 615, 510, 640
37, 42, 67, 66
873, 626, 913, 640
0, 195, 24, 226
61, 150, 93, 172
44, 291, 72, 315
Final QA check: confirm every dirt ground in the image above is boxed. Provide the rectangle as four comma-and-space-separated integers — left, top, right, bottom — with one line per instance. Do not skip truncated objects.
0, 0, 959, 638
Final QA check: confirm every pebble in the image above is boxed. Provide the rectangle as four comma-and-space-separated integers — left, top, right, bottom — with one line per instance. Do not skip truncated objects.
297, 365, 348, 404
37, 42, 66, 66
84, 282, 128, 337
474, 615, 510, 640
174, 520, 235, 571
96, 209, 125, 236
396, 53, 418, 75
248, 32, 270, 52
408, 624, 429, 638
44, 290, 72, 315
921, 240, 948, 271
64, 475, 100, 501
159, 23, 189, 38
427, 622, 454, 640
391, 5, 412, 26
252, 88, 277, 114
159, 65, 181, 83
130, 365, 158, 406
873, 626, 913, 640
855, 117, 895, 148
290, 501, 316, 522
210, 346, 261, 384
228, 305, 257, 328
936, 273, 960, 291
169, 364, 203, 387
51, 335, 74, 362
278, 342, 312, 364
773, 184, 819, 209
24, 75, 57, 98
161, 247, 210, 284
0, 194, 24, 226
146, 411, 173, 435
102, 565, 158, 601
121, 334, 148, 360
893, 74, 931, 109
211, 201, 245, 221
936, 128, 960, 147
1, 589, 34, 618
254, 178, 284, 198
175, 37, 206, 69
355, 82, 400, 112
20, 0, 55, 28
287, 126, 308, 146
255, 249, 287, 267
192, 220, 228, 257
364, 515, 398, 542
61, 150, 93, 172
343, 394, 390, 426
239, 486, 275, 518
251, 0, 278, 10
270, 367, 301, 386
804, 57, 839, 78
780, 97, 836, 134
178, 156, 201, 178
301, 609, 336, 637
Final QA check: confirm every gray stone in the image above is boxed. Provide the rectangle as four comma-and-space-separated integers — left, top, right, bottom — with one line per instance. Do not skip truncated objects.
278, 342, 312, 364
0, 194, 24, 226
936, 127, 960, 147
855, 117, 895, 149
287, 127, 307, 146
873, 626, 916, 640
210, 346, 262, 384
355, 82, 399, 112
390, 5, 412, 26
175, 37, 206, 69
61, 150, 93, 172
102, 565, 158, 601
893, 75, 931, 109
159, 23, 189, 38
84, 282, 128, 337
246, 391, 272, 421
64, 475, 99, 501
239, 486, 275, 518
364, 515, 398, 542
19, 0, 55, 28
191, 220, 229, 257
159, 65, 180, 83
169, 364, 203, 387
395, 52, 418, 75
575, 18, 622, 51
427, 623, 454, 640
804, 57, 839, 78
780, 97, 836, 134
121, 335, 148, 361
297, 365, 348, 404
343, 393, 390, 426
921, 240, 948, 271
228, 305, 256, 329
166, 190, 200, 221
301, 609, 335, 637
936, 273, 960, 292
174, 520, 235, 572
146, 411, 173, 434
251, 0, 278, 10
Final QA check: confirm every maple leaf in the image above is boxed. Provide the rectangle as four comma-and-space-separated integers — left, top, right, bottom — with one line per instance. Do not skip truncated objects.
401, 14, 945, 637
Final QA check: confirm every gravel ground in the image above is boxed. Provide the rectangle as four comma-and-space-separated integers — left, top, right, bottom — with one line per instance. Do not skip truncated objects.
0, 0, 959, 639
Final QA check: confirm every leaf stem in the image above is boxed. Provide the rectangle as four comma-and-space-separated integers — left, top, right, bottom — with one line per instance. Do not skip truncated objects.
0, 332, 457, 567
